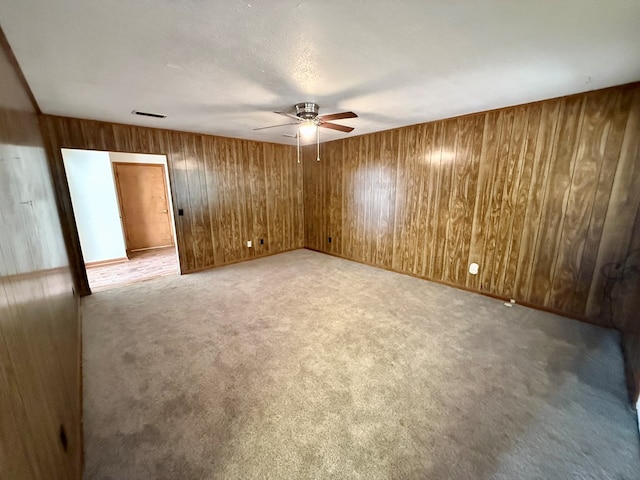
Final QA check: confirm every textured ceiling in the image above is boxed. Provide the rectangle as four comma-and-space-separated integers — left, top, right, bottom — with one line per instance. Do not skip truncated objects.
1, 0, 639, 145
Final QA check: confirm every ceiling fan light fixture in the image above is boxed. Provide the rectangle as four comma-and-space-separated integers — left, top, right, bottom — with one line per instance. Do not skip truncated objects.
298, 120, 317, 138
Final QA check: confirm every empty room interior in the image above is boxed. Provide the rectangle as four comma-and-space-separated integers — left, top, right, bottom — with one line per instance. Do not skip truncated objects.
2, 2, 640, 479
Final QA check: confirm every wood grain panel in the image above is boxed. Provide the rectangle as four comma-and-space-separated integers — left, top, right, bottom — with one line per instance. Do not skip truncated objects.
502, 104, 542, 299
303, 82, 640, 329
423, 122, 444, 280
392, 122, 420, 274
571, 90, 630, 314
529, 96, 584, 305
328, 141, 344, 256
620, 203, 640, 403
302, 146, 321, 251
1, 28, 81, 479
512, 100, 561, 300
446, 115, 483, 285
550, 91, 620, 313
373, 130, 398, 268
479, 109, 515, 293
41, 115, 303, 287
586, 88, 640, 319
492, 106, 529, 296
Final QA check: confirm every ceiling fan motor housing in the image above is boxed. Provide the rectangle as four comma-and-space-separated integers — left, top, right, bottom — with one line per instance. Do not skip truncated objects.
295, 102, 320, 120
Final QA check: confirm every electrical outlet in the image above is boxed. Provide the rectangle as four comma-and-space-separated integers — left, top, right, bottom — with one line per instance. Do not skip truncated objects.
247, 240, 252, 248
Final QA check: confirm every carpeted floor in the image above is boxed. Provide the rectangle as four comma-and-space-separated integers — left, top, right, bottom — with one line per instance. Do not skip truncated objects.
82, 249, 640, 479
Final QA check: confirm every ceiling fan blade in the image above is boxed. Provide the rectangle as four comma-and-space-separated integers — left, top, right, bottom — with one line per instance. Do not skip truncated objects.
283, 133, 299, 138
253, 122, 299, 131
274, 111, 302, 121
319, 122, 354, 133
318, 111, 358, 122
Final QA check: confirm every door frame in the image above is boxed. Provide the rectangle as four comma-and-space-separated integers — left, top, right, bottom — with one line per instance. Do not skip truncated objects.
54, 147, 182, 296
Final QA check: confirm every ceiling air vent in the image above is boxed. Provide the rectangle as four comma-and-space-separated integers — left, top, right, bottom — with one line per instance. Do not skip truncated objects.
131, 110, 166, 119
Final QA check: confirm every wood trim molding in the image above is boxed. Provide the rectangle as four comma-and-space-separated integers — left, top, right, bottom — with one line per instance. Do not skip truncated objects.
85, 257, 129, 268
182, 246, 302, 275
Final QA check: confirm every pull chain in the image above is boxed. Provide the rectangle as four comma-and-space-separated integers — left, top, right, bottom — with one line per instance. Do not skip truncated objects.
316, 127, 320, 161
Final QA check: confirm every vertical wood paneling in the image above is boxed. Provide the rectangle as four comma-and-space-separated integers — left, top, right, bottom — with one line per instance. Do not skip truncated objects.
468, 111, 501, 291
493, 106, 529, 296
550, 91, 619, 313
249, 142, 267, 256
481, 109, 515, 293
375, 130, 398, 268
331, 142, 343, 255
512, 99, 561, 300
488, 108, 516, 295
586, 88, 640, 319
502, 104, 541, 299
41, 116, 304, 281
620, 203, 640, 404
168, 131, 195, 271
302, 146, 320, 250
392, 123, 420, 273
572, 91, 630, 314
424, 122, 444, 280
1, 32, 81, 479
545, 97, 589, 309
265, 143, 283, 253
318, 141, 344, 256
304, 83, 640, 326
202, 136, 223, 265
446, 116, 482, 285
529, 96, 584, 306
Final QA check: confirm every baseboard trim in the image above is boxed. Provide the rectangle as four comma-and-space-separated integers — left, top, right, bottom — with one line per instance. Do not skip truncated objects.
181, 247, 303, 275
85, 257, 129, 268
129, 245, 174, 253
76, 288, 83, 479
636, 398, 640, 439
621, 332, 640, 407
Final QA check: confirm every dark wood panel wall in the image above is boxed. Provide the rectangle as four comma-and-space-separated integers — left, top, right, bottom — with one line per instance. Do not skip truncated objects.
304, 83, 640, 333
617, 204, 640, 403
41, 116, 304, 294
0, 31, 81, 480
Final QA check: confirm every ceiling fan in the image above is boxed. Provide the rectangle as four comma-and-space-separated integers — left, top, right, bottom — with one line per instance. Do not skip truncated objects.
254, 103, 358, 162
254, 102, 357, 134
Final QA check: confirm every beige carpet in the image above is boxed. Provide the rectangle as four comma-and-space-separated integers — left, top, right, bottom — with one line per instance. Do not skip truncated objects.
82, 249, 640, 479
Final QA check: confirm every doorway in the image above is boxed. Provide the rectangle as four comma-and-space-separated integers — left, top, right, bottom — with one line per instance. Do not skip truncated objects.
62, 149, 180, 292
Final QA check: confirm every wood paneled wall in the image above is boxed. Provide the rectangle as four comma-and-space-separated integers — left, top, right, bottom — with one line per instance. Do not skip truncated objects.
621, 292, 640, 404
41, 116, 304, 294
304, 83, 640, 328
617, 204, 640, 403
0, 31, 81, 480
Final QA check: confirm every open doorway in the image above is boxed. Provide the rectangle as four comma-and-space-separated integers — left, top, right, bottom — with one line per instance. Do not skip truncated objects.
62, 149, 180, 292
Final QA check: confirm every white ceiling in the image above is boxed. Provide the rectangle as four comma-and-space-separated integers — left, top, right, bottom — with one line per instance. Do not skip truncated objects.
1, 1, 639, 146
